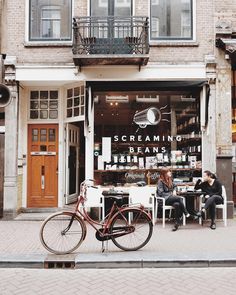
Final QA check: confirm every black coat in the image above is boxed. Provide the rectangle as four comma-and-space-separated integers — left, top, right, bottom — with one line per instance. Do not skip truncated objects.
194, 179, 222, 197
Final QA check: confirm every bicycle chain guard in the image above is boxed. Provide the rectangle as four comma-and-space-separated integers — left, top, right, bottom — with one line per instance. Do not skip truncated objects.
95, 228, 111, 241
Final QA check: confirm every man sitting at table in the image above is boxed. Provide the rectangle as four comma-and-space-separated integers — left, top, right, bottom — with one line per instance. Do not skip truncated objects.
195, 170, 223, 230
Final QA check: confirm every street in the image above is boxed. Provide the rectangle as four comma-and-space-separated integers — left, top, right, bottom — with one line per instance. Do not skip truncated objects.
0, 267, 236, 295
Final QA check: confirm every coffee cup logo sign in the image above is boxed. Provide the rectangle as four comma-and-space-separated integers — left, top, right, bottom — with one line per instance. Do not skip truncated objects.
133, 105, 171, 128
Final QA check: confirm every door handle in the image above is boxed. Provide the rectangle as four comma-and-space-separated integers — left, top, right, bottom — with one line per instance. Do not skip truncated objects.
41, 175, 45, 190
41, 166, 45, 190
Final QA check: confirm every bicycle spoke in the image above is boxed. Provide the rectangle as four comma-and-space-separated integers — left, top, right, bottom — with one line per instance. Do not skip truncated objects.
40, 212, 85, 254
110, 209, 153, 251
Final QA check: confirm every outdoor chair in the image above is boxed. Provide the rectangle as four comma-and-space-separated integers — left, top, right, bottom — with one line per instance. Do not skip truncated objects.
155, 195, 186, 228
198, 185, 227, 226
129, 186, 155, 224
79, 187, 105, 221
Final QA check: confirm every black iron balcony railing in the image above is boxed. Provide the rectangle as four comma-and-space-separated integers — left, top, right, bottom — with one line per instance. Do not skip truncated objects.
72, 16, 149, 57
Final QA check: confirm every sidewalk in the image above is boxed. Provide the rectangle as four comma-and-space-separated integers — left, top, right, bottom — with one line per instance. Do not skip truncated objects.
0, 213, 236, 269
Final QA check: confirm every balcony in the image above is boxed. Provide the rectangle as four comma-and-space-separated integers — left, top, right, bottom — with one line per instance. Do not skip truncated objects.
72, 16, 149, 69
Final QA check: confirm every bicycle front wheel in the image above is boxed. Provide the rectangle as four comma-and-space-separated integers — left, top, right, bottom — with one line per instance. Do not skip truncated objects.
40, 212, 86, 255
110, 208, 153, 251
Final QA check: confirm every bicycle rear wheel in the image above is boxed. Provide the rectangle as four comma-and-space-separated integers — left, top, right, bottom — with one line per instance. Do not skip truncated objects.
40, 212, 85, 255
110, 208, 153, 251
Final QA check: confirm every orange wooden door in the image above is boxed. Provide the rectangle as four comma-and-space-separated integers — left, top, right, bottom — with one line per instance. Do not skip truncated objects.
27, 124, 58, 207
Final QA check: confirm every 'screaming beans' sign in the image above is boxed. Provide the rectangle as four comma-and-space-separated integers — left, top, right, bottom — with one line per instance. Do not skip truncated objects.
113, 135, 182, 154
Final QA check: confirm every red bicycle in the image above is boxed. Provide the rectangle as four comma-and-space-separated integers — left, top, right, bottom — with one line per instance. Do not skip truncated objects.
40, 180, 153, 254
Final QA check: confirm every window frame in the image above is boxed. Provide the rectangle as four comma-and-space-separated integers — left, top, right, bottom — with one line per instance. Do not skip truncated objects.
27, 88, 60, 123
149, 0, 196, 42
27, 0, 73, 43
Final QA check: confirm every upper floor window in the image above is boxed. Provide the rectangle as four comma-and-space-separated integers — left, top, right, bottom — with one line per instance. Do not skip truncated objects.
150, 0, 193, 40
91, 0, 132, 17
29, 0, 72, 41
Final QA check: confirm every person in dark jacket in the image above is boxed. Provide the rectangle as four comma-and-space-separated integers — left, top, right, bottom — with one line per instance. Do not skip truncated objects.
157, 167, 190, 231
195, 170, 223, 230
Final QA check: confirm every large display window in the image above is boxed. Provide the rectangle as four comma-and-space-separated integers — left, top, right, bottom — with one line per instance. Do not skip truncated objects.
94, 91, 202, 185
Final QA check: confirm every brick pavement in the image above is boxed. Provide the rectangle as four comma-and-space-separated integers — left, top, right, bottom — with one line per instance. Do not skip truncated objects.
0, 267, 236, 295
0, 218, 236, 258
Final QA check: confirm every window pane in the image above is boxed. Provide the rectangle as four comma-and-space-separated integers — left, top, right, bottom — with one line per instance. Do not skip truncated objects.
30, 91, 39, 100
49, 100, 58, 109
114, 0, 132, 16
40, 110, 48, 119
81, 96, 85, 105
150, 0, 192, 39
40, 91, 48, 100
30, 101, 39, 109
67, 99, 73, 108
30, 110, 39, 119
81, 106, 85, 115
40, 129, 47, 141
32, 129, 38, 142
49, 110, 58, 119
74, 87, 80, 97
74, 107, 80, 116
40, 101, 48, 109
30, 0, 72, 41
49, 129, 56, 141
91, 0, 108, 16
50, 91, 58, 100
74, 97, 80, 107
67, 89, 73, 98
67, 109, 72, 118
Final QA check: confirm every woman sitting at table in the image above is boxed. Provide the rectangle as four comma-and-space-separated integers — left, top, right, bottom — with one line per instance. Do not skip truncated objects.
195, 170, 223, 230
157, 167, 190, 231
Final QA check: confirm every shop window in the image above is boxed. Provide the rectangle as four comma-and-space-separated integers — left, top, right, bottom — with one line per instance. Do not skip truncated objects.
93, 92, 202, 185
150, 0, 193, 40
29, 0, 72, 41
29, 90, 58, 120
66, 86, 85, 119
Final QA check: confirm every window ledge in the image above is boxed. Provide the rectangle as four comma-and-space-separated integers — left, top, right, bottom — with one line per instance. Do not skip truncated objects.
150, 41, 199, 47
24, 41, 72, 48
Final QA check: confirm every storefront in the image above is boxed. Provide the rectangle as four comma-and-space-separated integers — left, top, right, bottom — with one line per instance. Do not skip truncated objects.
87, 81, 205, 188
13, 64, 215, 213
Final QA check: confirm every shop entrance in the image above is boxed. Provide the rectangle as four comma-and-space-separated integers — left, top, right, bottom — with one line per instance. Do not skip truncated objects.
27, 124, 58, 207
65, 122, 85, 204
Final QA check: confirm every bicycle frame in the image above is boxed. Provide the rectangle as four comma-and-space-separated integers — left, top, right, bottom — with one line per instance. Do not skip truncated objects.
74, 194, 132, 239
67, 181, 150, 240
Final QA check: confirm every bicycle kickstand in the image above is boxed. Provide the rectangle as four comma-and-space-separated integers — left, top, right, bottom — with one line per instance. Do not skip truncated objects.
101, 239, 109, 253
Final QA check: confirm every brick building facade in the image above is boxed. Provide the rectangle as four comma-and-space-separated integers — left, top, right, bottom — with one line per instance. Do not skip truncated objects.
0, 0, 234, 219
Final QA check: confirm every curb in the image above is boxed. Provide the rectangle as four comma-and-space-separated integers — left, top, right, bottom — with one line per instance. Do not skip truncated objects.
1, 255, 236, 269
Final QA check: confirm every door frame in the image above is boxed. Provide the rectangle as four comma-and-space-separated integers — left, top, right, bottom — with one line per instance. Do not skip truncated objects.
65, 123, 80, 204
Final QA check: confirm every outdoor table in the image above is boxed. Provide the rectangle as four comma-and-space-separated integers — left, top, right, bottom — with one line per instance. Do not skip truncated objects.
102, 190, 129, 216
177, 190, 205, 216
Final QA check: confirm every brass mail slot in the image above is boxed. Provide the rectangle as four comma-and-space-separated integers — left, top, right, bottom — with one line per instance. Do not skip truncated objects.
31, 152, 56, 156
